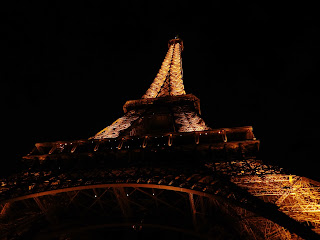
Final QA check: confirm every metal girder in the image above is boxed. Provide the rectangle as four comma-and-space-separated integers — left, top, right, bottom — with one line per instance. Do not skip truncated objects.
275, 177, 302, 205
33, 197, 46, 213
0, 203, 10, 216
112, 187, 131, 218
231, 174, 320, 237
188, 193, 198, 230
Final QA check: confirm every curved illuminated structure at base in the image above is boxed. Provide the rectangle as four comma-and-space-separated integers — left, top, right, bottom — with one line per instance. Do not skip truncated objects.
1, 164, 320, 239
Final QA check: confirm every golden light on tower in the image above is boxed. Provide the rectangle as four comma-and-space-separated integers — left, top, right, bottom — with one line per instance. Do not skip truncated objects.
92, 37, 210, 140
3, 37, 319, 239
143, 38, 186, 99
142, 44, 174, 99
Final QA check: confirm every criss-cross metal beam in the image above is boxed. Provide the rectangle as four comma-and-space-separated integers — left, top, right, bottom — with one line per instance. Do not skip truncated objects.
87, 188, 107, 210
135, 187, 185, 215
67, 191, 80, 207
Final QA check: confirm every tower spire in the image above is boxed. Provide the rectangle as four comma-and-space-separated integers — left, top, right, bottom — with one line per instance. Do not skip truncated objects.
142, 38, 186, 98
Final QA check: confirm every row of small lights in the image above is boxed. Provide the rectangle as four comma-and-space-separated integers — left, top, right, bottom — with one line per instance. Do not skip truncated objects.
51, 131, 230, 153
94, 192, 155, 198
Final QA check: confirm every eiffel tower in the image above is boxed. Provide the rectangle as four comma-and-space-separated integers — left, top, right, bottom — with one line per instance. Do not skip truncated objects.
1, 38, 320, 240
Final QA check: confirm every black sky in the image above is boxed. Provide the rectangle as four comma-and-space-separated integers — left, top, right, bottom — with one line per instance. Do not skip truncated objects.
2, 1, 320, 180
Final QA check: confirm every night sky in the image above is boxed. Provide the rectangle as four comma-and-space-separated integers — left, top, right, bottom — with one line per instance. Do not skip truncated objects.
3, 1, 320, 180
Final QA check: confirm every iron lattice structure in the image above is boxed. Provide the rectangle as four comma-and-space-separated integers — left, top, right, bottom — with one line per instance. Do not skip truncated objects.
1, 38, 320, 240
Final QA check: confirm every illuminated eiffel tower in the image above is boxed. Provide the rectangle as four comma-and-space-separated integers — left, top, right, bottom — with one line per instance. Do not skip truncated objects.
1, 38, 320, 240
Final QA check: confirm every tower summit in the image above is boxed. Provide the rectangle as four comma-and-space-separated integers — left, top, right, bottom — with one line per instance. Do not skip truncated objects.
143, 37, 186, 98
